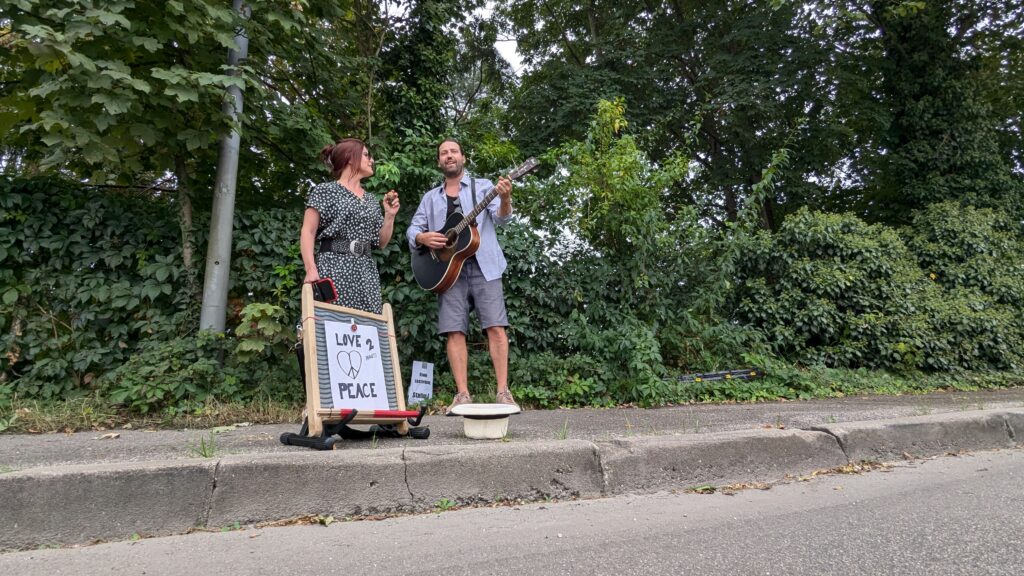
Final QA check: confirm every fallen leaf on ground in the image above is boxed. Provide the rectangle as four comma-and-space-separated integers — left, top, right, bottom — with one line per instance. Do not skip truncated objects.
686, 484, 716, 494
719, 482, 771, 495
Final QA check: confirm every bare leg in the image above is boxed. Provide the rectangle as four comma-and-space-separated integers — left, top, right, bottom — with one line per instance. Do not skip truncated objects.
486, 326, 509, 393
446, 331, 469, 395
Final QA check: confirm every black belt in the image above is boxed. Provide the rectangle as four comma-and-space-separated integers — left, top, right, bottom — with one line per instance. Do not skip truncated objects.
319, 238, 373, 257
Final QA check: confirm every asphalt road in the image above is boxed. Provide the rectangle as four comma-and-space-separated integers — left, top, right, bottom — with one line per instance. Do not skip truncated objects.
3, 447, 1022, 575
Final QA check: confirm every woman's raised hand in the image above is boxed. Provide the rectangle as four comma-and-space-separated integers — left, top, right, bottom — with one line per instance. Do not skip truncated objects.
383, 190, 400, 216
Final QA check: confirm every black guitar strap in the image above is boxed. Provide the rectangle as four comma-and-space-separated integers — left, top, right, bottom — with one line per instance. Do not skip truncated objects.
470, 174, 477, 222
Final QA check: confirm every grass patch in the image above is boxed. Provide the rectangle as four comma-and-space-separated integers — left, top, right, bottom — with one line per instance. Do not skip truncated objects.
0, 393, 299, 434
555, 418, 569, 440
220, 521, 242, 532
434, 498, 457, 512
189, 433, 217, 458
667, 364, 1024, 404
686, 484, 717, 494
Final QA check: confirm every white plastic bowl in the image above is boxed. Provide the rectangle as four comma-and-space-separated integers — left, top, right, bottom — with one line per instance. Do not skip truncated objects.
449, 403, 520, 439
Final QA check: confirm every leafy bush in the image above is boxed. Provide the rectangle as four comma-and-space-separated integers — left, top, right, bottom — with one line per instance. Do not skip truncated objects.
902, 203, 1024, 370
99, 332, 235, 414
1, 177, 188, 397
232, 302, 304, 403
735, 207, 1023, 371
0, 176, 309, 406
99, 323, 303, 415
510, 351, 610, 409
904, 201, 1024, 306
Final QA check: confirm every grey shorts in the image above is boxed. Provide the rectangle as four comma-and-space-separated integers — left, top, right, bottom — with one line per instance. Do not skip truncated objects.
437, 259, 509, 335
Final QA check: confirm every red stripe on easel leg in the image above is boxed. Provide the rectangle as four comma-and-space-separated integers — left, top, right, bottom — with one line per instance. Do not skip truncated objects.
364, 410, 421, 419
326, 409, 419, 419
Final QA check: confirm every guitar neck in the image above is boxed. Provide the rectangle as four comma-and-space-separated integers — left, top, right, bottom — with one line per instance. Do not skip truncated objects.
446, 158, 538, 235
452, 185, 501, 234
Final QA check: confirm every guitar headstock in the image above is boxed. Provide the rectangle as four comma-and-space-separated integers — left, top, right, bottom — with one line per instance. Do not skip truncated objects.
508, 157, 540, 181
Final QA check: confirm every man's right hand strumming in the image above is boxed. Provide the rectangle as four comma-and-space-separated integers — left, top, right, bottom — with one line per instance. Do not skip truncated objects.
417, 231, 448, 249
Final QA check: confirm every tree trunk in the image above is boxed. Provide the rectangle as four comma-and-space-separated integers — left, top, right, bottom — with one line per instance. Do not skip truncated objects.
174, 155, 198, 302
587, 0, 602, 62
759, 193, 776, 231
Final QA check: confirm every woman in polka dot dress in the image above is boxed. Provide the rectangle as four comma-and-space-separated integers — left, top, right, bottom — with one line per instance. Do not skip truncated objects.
300, 138, 400, 314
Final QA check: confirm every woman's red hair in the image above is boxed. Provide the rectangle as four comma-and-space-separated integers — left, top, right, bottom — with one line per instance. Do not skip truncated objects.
319, 138, 367, 179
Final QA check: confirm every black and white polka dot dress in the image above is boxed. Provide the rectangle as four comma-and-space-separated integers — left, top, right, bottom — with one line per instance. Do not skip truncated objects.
307, 181, 384, 314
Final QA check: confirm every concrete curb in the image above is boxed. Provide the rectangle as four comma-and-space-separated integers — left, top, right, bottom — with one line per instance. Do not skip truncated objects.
808, 409, 1021, 462
207, 440, 606, 527
400, 440, 605, 507
2, 409, 1022, 551
209, 450, 411, 526
598, 428, 848, 494
1, 460, 216, 550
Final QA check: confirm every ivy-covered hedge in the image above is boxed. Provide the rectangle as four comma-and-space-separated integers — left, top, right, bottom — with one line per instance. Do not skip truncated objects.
904, 201, 1024, 306
0, 176, 308, 410
735, 206, 1023, 371
2, 177, 187, 399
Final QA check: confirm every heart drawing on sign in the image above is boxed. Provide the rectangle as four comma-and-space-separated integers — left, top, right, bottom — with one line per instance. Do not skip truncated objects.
336, 350, 363, 379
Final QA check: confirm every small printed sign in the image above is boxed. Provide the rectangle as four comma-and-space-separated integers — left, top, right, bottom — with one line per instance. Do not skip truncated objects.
324, 320, 389, 411
407, 360, 434, 406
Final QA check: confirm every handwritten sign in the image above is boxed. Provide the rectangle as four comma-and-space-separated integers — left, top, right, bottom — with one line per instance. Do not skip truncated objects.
407, 360, 434, 405
323, 320, 389, 411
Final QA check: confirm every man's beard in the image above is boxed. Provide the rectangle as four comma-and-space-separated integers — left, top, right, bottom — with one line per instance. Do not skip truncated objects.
441, 160, 463, 178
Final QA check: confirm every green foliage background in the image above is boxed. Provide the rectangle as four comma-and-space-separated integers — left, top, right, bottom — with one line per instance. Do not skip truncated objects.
5, 101, 1021, 415
2, 0, 1023, 416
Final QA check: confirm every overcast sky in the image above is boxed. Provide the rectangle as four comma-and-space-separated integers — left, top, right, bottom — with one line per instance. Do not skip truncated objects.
495, 38, 522, 74
481, 2, 523, 75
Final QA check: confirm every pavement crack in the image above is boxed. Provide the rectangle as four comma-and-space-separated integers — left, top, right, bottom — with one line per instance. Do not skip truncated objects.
805, 427, 852, 462
592, 443, 610, 495
202, 459, 221, 528
1005, 418, 1017, 443
402, 447, 414, 500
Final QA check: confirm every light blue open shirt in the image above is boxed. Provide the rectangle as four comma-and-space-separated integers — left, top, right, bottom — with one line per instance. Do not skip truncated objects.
406, 172, 512, 282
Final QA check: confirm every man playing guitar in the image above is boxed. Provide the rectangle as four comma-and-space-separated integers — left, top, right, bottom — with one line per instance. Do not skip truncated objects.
406, 139, 517, 413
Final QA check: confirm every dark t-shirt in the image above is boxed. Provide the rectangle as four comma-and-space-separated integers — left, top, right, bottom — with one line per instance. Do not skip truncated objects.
445, 194, 461, 219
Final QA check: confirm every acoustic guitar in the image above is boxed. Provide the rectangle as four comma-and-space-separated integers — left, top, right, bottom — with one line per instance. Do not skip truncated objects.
411, 158, 540, 294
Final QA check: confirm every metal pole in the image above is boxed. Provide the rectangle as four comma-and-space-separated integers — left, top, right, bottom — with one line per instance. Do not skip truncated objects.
199, 0, 249, 332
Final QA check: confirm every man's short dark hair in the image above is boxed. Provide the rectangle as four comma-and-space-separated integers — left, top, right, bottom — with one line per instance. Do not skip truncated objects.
437, 138, 462, 160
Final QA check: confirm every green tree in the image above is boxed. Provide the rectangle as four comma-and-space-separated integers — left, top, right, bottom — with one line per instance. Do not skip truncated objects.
1, 0, 312, 314
512, 99, 717, 403
1, 1, 468, 329
492, 0, 1024, 228
495, 0, 853, 230
852, 0, 1024, 222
